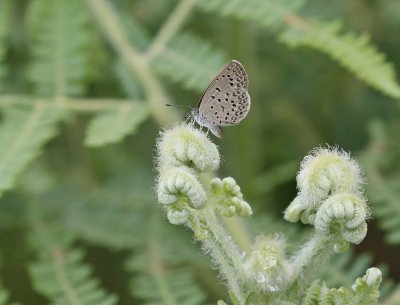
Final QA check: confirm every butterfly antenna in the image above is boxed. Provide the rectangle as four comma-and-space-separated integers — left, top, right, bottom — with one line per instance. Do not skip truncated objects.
165, 104, 194, 122
165, 104, 193, 109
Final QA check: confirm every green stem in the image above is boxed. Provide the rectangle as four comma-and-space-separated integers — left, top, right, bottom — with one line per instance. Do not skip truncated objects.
222, 217, 252, 254
0, 95, 140, 112
287, 233, 334, 295
190, 207, 248, 305
85, 0, 179, 126
144, 0, 199, 61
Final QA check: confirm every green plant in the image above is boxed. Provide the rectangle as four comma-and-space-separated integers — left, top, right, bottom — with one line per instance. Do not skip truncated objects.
0, 0, 399, 304
155, 124, 382, 305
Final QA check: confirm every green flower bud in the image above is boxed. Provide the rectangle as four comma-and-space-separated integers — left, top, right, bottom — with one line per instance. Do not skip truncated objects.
296, 147, 364, 212
157, 124, 220, 172
314, 193, 369, 248
244, 235, 289, 293
157, 167, 206, 209
211, 177, 252, 217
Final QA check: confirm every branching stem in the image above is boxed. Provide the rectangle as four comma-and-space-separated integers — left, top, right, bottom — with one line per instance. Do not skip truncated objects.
0, 95, 140, 112
85, 0, 179, 126
190, 207, 248, 304
144, 0, 199, 61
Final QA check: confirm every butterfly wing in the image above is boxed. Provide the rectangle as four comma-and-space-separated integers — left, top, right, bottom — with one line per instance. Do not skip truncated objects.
193, 60, 250, 138
198, 87, 251, 127
197, 60, 248, 108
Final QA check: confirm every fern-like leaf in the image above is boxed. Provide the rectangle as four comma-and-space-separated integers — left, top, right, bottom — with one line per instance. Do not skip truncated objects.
301, 273, 381, 305
61, 173, 155, 249
0, 104, 65, 197
319, 251, 373, 287
280, 20, 400, 99
152, 33, 227, 92
197, 0, 304, 29
114, 60, 143, 99
362, 121, 400, 245
301, 279, 322, 305
127, 253, 207, 305
84, 102, 149, 147
116, 5, 150, 52
27, 0, 92, 96
29, 228, 117, 305
0, 0, 13, 90
369, 177, 400, 244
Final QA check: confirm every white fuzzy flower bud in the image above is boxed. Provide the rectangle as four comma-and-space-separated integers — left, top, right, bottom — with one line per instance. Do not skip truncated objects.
157, 167, 206, 209
243, 235, 289, 293
211, 177, 252, 217
314, 193, 369, 249
352, 267, 382, 292
285, 147, 365, 226
166, 208, 190, 225
297, 147, 363, 210
157, 124, 220, 172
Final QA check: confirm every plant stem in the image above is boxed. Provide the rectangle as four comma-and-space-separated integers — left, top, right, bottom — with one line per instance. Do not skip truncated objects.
0, 95, 140, 112
190, 207, 248, 305
287, 233, 334, 294
144, 0, 199, 61
85, 0, 179, 126
222, 217, 252, 254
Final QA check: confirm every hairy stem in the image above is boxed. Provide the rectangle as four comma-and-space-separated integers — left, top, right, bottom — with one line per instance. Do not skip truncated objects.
222, 217, 252, 254
190, 207, 248, 304
288, 233, 334, 294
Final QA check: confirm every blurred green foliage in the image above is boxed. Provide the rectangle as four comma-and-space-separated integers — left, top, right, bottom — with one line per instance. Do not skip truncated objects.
0, 0, 399, 304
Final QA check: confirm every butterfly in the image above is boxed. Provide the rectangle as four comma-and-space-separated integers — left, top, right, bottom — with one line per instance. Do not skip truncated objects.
190, 60, 251, 138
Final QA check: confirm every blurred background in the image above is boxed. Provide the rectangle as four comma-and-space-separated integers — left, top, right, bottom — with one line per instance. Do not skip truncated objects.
0, 0, 399, 304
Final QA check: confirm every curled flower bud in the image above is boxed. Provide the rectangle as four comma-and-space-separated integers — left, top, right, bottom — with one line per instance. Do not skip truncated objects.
211, 177, 252, 217
244, 234, 289, 293
296, 147, 364, 211
351, 268, 382, 301
364, 268, 382, 287
157, 167, 206, 209
157, 124, 220, 172
167, 208, 190, 225
314, 193, 369, 249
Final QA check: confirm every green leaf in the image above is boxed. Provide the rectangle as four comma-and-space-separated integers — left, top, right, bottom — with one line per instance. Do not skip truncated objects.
114, 60, 143, 99
130, 267, 207, 305
319, 251, 373, 287
280, 20, 400, 99
0, 103, 65, 197
369, 177, 400, 244
85, 102, 149, 147
27, 0, 92, 96
197, 0, 304, 29
127, 234, 208, 305
152, 32, 228, 92
301, 271, 381, 305
362, 121, 400, 245
29, 228, 117, 305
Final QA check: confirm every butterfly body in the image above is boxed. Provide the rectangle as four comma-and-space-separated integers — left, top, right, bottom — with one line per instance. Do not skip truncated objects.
191, 60, 251, 138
